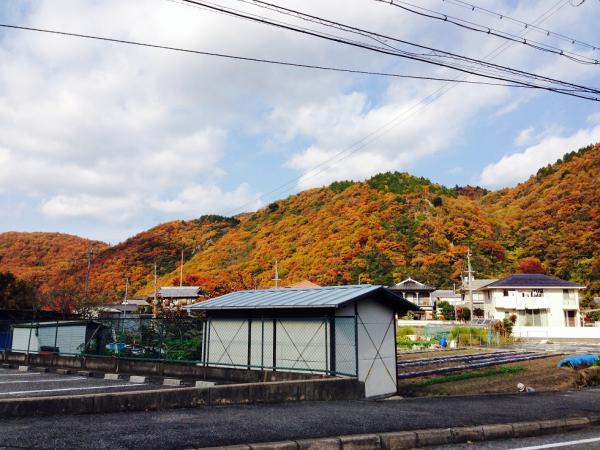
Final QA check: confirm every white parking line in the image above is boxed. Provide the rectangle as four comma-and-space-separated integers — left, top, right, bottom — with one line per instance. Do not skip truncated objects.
0, 372, 40, 377
0, 377, 87, 384
0, 383, 145, 396
511, 436, 600, 449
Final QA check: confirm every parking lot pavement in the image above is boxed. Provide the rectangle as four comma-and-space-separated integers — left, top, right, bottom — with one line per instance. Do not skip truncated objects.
0, 366, 180, 398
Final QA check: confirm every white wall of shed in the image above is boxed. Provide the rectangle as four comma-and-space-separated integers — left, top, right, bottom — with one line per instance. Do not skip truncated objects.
355, 301, 397, 398
11, 327, 39, 352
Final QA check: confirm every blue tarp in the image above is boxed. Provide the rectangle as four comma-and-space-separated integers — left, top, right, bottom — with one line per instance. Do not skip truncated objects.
557, 353, 599, 368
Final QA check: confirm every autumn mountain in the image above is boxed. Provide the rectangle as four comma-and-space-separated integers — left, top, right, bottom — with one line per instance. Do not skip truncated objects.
1, 144, 598, 304
0, 232, 108, 288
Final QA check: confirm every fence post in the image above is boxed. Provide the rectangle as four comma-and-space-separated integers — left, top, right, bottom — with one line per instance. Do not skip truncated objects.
26, 324, 33, 356
328, 317, 336, 375
247, 319, 252, 369
325, 318, 329, 375
54, 320, 59, 353
159, 318, 165, 361
260, 317, 264, 370
272, 319, 277, 371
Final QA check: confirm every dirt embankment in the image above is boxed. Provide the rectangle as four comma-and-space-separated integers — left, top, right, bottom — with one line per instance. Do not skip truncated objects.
398, 356, 581, 397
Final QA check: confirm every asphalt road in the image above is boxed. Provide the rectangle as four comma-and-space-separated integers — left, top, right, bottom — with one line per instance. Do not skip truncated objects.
431, 425, 600, 449
0, 389, 599, 449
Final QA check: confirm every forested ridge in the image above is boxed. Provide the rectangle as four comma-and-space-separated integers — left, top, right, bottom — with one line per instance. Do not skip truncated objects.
1, 143, 598, 308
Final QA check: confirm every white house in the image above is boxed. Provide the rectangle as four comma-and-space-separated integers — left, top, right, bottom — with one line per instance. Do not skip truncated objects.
188, 285, 419, 398
481, 274, 585, 327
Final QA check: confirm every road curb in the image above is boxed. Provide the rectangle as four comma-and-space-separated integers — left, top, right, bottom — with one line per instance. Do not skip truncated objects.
197, 415, 600, 449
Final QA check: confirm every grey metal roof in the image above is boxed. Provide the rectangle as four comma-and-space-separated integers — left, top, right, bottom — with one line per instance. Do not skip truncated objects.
483, 274, 585, 289
158, 286, 202, 298
189, 285, 417, 310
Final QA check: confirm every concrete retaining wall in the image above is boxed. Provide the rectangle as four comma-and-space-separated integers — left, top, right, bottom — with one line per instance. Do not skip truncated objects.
0, 351, 322, 382
0, 378, 365, 418
513, 326, 600, 339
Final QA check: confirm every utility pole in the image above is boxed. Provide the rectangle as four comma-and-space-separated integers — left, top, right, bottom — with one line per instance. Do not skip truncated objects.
179, 249, 184, 287
153, 262, 158, 317
83, 243, 93, 307
273, 260, 279, 288
467, 248, 473, 323
123, 278, 129, 304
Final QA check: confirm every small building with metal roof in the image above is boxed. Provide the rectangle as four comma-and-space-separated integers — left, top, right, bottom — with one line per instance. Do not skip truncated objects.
189, 285, 418, 398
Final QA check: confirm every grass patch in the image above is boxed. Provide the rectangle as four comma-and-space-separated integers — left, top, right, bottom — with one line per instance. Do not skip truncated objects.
416, 365, 527, 387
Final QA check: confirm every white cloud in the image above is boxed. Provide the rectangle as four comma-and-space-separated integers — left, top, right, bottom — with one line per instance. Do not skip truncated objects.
149, 183, 263, 218
514, 127, 535, 146
41, 194, 142, 222
0, 0, 598, 241
479, 124, 600, 188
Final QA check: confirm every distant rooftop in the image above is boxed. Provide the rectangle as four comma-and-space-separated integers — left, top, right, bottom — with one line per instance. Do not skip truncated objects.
484, 274, 585, 289
389, 277, 435, 292
189, 285, 419, 311
431, 290, 461, 299
461, 279, 498, 291
158, 286, 203, 298
287, 280, 321, 288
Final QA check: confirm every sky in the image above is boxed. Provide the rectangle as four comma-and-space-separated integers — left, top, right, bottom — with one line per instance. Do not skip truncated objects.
0, 0, 598, 243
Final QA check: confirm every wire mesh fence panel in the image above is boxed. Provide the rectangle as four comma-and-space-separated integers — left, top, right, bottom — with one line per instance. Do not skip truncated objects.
85, 318, 204, 361
275, 318, 329, 373
334, 316, 357, 377
203, 316, 358, 376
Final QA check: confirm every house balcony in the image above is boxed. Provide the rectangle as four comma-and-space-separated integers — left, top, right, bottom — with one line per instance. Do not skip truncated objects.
562, 297, 579, 309
495, 295, 550, 310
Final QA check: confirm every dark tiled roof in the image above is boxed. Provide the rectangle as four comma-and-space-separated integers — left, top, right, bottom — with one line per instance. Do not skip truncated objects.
484, 274, 585, 289
389, 278, 435, 292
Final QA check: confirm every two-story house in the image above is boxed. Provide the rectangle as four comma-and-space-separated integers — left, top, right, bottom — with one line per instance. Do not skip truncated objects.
480, 274, 585, 327
388, 278, 435, 319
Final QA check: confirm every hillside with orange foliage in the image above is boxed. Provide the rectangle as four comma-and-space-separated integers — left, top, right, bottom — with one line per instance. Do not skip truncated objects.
62, 216, 240, 302
148, 144, 598, 302
1, 144, 598, 308
0, 232, 108, 288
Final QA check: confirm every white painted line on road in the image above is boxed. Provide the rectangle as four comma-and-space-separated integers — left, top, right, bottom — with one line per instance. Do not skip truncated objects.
511, 436, 600, 449
0, 383, 145, 396
0, 377, 87, 384
0, 372, 40, 377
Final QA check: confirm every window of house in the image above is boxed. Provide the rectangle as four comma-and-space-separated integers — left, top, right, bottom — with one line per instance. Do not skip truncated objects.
531, 289, 543, 297
503, 290, 509, 297
518, 309, 548, 327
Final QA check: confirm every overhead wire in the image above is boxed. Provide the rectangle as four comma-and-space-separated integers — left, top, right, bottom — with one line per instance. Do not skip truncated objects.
176, 0, 600, 99
218, 0, 576, 216
378, 0, 599, 65
442, 0, 599, 52
0, 23, 536, 88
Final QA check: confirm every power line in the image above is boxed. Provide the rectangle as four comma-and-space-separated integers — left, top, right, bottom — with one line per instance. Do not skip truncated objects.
221, 0, 572, 216
378, 0, 599, 65
0, 23, 533, 88
179, 0, 600, 100
442, 0, 599, 52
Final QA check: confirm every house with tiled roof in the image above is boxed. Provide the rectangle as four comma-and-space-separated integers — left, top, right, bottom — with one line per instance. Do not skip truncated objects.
388, 277, 435, 319
480, 274, 585, 327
